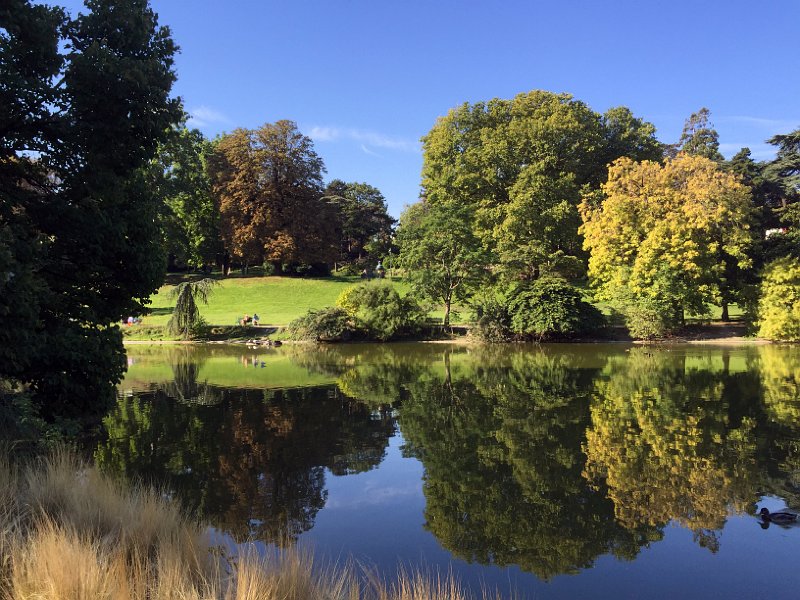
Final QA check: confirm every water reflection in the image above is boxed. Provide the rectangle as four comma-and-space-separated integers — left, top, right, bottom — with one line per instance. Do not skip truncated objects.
106, 342, 800, 581
99, 369, 395, 543
582, 348, 760, 553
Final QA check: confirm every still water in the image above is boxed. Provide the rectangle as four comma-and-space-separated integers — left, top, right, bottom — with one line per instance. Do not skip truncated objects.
107, 343, 800, 598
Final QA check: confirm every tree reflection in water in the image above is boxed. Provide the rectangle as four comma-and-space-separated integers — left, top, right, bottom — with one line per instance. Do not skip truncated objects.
104, 343, 800, 578
582, 348, 760, 553
98, 348, 395, 544
398, 349, 660, 580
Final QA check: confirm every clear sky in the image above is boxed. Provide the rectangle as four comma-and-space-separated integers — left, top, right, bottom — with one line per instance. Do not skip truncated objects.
58, 0, 800, 217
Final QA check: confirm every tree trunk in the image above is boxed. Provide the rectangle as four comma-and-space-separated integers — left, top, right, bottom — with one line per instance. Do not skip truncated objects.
443, 300, 451, 328
721, 302, 730, 322
222, 252, 231, 276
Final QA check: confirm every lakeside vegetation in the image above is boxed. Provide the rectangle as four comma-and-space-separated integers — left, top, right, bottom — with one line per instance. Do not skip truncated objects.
2, 0, 799, 517
0, 449, 511, 600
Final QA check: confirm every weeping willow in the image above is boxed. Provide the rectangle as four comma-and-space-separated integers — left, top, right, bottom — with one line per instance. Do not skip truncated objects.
167, 278, 218, 339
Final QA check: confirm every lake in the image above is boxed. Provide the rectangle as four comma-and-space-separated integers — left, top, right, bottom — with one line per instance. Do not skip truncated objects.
104, 342, 800, 599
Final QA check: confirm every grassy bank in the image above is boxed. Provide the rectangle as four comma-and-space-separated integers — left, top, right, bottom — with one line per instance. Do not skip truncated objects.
122, 274, 465, 342
0, 449, 512, 599
142, 275, 378, 328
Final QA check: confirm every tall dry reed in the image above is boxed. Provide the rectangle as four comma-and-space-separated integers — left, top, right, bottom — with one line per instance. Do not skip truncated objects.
0, 448, 516, 600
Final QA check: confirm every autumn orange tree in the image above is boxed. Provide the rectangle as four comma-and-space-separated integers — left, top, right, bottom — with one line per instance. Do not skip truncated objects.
207, 121, 338, 274
579, 154, 754, 336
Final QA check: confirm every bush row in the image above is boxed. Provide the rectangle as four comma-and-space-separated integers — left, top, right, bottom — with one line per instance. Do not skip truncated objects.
288, 259, 800, 343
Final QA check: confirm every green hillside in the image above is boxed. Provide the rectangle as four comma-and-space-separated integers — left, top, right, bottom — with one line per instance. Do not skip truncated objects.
138, 275, 413, 328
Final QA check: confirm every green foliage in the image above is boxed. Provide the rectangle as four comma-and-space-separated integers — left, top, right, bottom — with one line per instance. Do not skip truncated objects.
149, 127, 221, 269
506, 279, 605, 340
0, 0, 181, 420
286, 307, 356, 342
336, 282, 425, 341
677, 108, 724, 162
167, 278, 218, 339
323, 180, 395, 264
757, 257, 800, 341
396, 201, 488, 326
601, 106, 664, 165
619, 295, 679, 340
470, 291, 513, 343
420, 91, 661, 281
764, 129, 800, 207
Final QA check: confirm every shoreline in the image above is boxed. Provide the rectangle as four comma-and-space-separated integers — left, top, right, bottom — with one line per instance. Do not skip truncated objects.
123, 335, 773, 347
122, 319, 775, 346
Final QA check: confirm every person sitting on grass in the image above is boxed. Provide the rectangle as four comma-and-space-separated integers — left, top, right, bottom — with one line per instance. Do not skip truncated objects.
240, 314, 252, 326
253, 313, 260, 326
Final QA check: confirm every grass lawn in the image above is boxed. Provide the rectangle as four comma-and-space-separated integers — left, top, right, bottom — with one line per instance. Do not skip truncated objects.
136, 275, 416, 328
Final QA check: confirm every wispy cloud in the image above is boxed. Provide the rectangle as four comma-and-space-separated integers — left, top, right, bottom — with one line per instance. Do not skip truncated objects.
325, 484, 420, 509
308, 125, 420, 153
187, 106, 231, 129
360, 144, 382, 157
718, 115, 800, 131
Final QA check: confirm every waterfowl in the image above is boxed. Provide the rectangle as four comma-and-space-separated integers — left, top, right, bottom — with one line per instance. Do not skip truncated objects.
759, 507, 798, 524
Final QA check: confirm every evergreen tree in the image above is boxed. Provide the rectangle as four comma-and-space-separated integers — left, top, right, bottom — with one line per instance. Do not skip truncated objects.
0, 0, 181, 420
678, 108, 724, 162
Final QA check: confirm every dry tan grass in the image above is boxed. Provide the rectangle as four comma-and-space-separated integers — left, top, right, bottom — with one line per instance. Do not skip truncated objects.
0, 448, 516, 600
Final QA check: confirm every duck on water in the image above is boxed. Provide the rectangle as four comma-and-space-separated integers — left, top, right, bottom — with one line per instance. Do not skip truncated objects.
759, 508, 799, 527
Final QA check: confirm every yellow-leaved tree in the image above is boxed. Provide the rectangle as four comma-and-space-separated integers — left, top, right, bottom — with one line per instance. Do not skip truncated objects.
579, 154, 754, 337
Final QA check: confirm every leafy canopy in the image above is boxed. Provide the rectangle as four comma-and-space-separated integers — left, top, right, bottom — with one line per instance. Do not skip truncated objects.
757, 257, 800, 341
420, 91, 662, 280
396, 201, 488, 326
580, 154, 754, 325
207, 121, 338, 271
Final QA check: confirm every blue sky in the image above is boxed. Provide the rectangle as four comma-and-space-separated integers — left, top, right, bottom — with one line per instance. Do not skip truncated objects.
59, 0, 800, 217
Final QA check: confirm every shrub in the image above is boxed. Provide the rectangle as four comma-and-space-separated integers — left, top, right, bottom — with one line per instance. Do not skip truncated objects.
470, 292, 513, 343
336, 282, 425, 341
286, 307, 356, 342
621, 297, 678, 340
600, 280, 683, 339
506, 279, 605, 340
758, 257, 800, 341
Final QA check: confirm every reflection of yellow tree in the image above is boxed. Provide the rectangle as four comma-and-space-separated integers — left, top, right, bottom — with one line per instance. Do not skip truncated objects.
756, 346, 800, 507
759, 345, 800, 426
583, 350, 758, 549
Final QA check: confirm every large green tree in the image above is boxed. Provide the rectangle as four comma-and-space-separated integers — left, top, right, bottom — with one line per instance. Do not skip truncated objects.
323, 179, 395, 264
0, 0, 181, 420
208, 121, 338, 273
765, 129, 800, 205
420, 91, 661, 281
